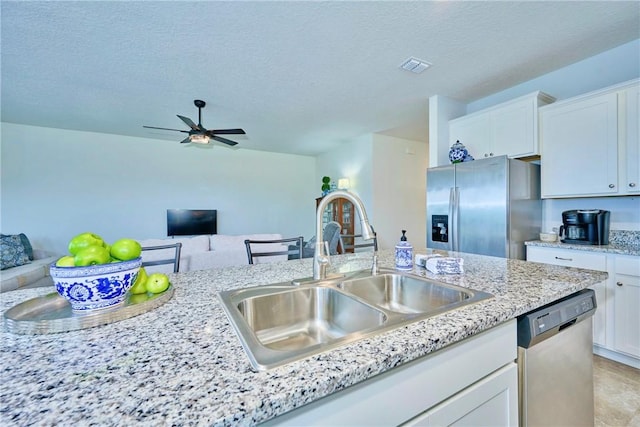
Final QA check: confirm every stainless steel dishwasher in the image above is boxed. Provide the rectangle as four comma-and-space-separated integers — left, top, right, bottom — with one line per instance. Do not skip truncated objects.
517, 288, 597, 427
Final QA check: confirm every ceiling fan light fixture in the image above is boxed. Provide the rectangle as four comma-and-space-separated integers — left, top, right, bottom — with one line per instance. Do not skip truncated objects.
143, 99, 245, 147
189, 134, 210, 144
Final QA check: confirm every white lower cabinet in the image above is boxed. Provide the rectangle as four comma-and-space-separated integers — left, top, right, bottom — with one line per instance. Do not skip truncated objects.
262, 320, 517, 426
613, 255, 640, 358
401, 363, 517, 427
526, 246, 608, 346
527, 246, 640, 368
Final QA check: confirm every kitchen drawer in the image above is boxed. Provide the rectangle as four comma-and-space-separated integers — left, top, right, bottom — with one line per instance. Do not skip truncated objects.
614, 255, 640, 276
526, 246, 607, 271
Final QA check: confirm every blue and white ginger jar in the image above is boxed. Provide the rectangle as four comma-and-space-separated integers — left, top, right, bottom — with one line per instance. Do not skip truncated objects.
448, 140, 468, 164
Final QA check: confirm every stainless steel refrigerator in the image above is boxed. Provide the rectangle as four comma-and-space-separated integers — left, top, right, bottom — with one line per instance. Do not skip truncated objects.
426, 155, 541, 260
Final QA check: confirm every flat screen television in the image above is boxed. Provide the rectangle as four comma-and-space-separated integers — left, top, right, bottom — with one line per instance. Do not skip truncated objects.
167, 209, 217, 236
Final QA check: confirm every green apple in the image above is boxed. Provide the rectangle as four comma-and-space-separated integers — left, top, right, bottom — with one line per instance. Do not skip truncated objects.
68, 232, 105, 255
110, 238, 142, 261
129, 267, 148, 294
145, 273, 170, 294
55, 255, 76, 267
74, 245, 111, 266
128, 293, 149, 305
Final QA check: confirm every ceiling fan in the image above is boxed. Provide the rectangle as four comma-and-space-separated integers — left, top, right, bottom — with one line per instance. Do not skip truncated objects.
143, 99, 246, 146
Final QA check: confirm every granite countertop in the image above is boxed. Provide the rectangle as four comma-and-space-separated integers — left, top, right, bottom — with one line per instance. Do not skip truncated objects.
0, 250, 608, 426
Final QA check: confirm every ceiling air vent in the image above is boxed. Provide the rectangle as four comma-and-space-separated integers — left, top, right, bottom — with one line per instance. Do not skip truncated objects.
399, 57, 431, 74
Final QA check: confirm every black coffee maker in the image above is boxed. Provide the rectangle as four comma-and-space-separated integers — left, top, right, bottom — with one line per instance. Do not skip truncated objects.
559, 209, 610, 245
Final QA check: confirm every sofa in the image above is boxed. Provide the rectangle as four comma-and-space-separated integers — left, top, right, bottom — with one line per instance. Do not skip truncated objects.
137, 233, 289, 274
0, 233, 289, 291
1, 234, 61, 293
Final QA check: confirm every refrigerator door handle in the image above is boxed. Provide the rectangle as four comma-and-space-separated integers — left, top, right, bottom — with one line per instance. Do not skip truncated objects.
449, 187, 457, 251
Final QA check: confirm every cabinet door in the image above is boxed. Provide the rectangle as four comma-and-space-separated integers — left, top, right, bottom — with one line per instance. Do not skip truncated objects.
401, 363, 518, 427
492, 99, 536, 158
449, 113, 492, 160
540, 92, 618, 198
624, 85, 640, 194
526, 246, 608, 347
613, 256, 640, 358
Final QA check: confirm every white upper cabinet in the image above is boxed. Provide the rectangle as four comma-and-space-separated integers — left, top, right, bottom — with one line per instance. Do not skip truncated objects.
449, 91, 555, 160
540, 79, 640, 198
623, 85, 639, 194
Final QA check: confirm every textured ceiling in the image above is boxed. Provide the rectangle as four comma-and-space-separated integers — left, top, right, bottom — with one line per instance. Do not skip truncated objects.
1, 1, 639, 156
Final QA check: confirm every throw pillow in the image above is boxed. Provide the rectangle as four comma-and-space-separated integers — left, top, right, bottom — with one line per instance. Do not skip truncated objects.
19, 233, 34, 260
0, 234, 31, 270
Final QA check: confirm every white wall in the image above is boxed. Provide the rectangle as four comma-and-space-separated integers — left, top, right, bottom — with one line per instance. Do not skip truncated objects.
428, 95, 465, 168
316, 134, 374, 208
316, 134, 427, 250
467, 39, 640, 112
543, 197, 640, 233
1, 123, 317, 254
371, 134, 428, 250
315, 134, 374, 239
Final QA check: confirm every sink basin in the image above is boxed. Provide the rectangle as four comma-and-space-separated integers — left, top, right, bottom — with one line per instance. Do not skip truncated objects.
218, 269, 492, 371
219, 285, 387, 370
339, 273, 473, 314
237, 286, 386, 351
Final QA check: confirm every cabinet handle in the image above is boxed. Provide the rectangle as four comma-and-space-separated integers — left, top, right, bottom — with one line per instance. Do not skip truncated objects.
629, 183, 637, 188
609, 184, 615, 188
616, 281, 623, 287
555, 256, 573, 261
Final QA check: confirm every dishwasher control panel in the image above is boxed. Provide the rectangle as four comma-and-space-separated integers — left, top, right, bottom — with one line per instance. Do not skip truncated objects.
517, 289, 596, 348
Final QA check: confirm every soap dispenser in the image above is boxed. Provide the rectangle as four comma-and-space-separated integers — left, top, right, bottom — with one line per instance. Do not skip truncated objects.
395, 230, 413, 271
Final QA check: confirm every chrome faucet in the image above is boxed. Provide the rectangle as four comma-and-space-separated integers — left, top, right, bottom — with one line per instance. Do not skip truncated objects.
314, 190, 375, 280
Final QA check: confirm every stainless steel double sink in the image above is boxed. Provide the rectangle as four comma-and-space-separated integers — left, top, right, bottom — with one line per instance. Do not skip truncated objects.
218, 268, 492, 370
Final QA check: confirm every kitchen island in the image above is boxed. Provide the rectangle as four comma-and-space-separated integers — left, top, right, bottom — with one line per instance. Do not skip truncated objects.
0, 250, 607, 426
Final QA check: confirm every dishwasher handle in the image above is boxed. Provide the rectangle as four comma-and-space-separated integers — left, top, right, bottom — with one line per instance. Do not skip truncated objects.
558, 318, 577, 331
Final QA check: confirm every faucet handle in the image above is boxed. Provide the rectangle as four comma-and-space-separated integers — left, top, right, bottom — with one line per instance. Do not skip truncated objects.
313, 240, 331, 280
371, 252, 379, 276
317, 241, 331, 266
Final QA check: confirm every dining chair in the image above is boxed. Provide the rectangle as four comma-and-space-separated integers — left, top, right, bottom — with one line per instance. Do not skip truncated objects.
244, 237, 304, 265
141, 242, 183, 273
299, 221, 342, 258
340, 231, 378, 252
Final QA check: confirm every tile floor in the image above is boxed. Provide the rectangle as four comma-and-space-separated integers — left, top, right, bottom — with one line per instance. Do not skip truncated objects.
594, 355, 640, 427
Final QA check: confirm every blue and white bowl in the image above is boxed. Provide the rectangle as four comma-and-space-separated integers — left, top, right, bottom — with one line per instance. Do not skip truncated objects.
50, 257, 141, 312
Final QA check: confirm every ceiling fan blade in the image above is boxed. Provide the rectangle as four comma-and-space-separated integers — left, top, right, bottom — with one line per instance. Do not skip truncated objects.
212, 136, 239, 146
179, 137, 191, 144
210, 128, 246, 135
143, 125, 189, 133
177, 115, 201, 131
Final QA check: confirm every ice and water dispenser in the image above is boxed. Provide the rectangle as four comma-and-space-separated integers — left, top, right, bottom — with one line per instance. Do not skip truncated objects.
431, 215, 448, 243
